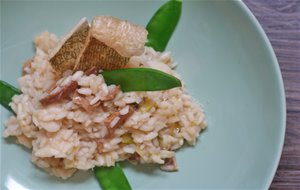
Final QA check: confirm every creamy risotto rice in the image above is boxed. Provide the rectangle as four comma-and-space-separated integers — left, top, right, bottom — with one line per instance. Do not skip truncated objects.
4, 31, 206, 179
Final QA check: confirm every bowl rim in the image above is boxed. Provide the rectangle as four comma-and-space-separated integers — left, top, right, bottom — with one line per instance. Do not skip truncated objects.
238, 0, 286, 188
0, 1, 287, 189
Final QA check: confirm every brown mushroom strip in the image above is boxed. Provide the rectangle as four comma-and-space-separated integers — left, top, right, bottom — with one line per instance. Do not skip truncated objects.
104, 112, 120, 128
22, 58, 33, 75
91, 100, 102, 109
41, 66, 98, 106
40, 81, 78, 105
46, 82, 59, 94
123, 127, 146, 134
96, 141, 104, 153
84, 66, 99, 76
160, 157, 178, 172
72, 92, 93, 113
101, 85, 120, 101
128, 153, 140, 165
114, 107, 134, 128
104, 107, 134, 138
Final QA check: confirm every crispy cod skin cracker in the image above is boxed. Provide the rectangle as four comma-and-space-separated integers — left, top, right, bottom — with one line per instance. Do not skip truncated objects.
75, 34, 129, 71
49, 17, 89, 73
74, 16, 148, 71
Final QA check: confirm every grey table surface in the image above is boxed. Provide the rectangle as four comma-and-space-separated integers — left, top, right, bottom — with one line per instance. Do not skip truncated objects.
244, 0, 300, 189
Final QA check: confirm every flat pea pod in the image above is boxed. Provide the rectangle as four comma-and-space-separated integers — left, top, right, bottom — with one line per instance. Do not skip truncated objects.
0, 80, 21, 112
146, 0, 182, 52
94, 164, 131, 190
102, 68, 181, 92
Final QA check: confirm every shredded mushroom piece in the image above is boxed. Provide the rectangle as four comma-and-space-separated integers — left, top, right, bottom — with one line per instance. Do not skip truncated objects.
72, 92, 93, 113
40, 81, 78, 105
84, 66, 99, 76
22, 58, 33, 75
96, 141, 104, 153
40, 68, 100, 106
160, 157, 178, 172
104, 106, 134, 138
128, 153, 140, 165
101, 86, 120, 101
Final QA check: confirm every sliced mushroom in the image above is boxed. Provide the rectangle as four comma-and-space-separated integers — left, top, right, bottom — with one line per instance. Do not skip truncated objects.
91, 100, 102, 109
40, 81, 78, 105
128, 153, 140, 165
96, 141, 104, 153
84, 66, 99, 76
72, 92, 93, 113
103, 106, 134, 138
22, 58, 33, 75
104, 112, 120, 128
160, 157, 178, 172
46, 82, 59, 94
101, 86, 120, 101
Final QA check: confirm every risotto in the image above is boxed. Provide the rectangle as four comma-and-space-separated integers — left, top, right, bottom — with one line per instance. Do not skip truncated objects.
4, 19, 206, 179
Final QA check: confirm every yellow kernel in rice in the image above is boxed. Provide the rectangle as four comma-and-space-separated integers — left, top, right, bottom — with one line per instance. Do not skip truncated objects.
68, 146, 79, 154
191, 121, 197, 126
140, 98, 155, 113
168, 122, 182, 134
121, 133, 133, 144
64, 159, 76, 168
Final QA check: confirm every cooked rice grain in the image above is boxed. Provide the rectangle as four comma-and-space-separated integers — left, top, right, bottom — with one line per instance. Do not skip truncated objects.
4, 31, 206, 179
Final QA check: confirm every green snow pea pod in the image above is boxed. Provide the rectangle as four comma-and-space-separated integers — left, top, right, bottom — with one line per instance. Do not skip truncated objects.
146, 0, 182, 52
94, 163, 131, 190
0, 80, 21, 112
102, 68, 182, 92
